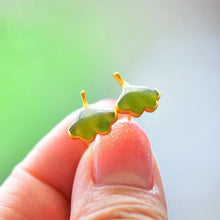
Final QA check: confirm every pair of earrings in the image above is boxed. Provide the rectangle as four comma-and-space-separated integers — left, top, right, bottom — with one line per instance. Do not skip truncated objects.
68, 73, 161, 142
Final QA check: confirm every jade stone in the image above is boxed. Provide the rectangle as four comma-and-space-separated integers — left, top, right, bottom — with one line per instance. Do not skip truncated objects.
113, 73, 160, 117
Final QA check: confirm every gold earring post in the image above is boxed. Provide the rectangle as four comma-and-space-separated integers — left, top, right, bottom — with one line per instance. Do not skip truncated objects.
113, 72, 127, 88
80, 90, 89, 108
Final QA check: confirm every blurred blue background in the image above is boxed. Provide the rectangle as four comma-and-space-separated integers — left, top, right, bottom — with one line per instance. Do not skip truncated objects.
0, 0, 219, 219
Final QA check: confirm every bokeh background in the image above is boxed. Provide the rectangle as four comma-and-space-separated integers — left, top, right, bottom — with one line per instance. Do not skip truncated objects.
0, 0, 220, 219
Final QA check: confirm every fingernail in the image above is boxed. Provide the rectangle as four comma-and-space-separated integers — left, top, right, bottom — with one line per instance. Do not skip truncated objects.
93, 120, 153, 189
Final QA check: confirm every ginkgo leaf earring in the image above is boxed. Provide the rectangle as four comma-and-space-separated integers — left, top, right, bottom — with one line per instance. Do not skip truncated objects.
68, 90, 117, 142
113, 72, 161, 118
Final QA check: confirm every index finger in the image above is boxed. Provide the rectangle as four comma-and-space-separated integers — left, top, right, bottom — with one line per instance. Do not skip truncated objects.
19, 99, 116, 201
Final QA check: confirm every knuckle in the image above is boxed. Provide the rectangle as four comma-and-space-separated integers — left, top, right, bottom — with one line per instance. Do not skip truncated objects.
73, 186, 167, 220
83, 203, 167, 220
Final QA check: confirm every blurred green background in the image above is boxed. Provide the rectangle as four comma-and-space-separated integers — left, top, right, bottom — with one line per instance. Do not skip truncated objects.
0, 1, 160, 183
0, 1, 145, 182
1, 1, 220, 219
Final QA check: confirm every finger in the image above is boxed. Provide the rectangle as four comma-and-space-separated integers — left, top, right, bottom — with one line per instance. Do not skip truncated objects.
70, 120, 167, 219
0, 166, 70, 220
19, 99, 115, 200
0, 99, 116, 220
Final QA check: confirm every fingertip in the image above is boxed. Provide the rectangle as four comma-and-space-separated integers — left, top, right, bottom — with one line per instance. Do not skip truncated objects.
93, 121, 153, 189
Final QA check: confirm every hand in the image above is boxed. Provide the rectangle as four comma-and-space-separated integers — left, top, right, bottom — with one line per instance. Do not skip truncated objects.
0, 100, 167, 219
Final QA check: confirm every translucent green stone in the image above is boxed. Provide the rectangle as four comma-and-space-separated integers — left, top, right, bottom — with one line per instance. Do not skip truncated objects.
117, 85, 160, 116
68, 93, 117, 141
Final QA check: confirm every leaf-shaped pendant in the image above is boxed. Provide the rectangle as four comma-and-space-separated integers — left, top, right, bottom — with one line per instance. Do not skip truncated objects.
68, 91, 117, 142
113, 73, 161, 118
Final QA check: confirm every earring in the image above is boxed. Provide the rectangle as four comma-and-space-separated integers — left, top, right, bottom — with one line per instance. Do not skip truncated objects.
113, 72, 160, 118
68, 90, 117, 142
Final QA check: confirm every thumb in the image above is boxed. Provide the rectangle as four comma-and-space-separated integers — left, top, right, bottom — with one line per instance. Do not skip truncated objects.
70, 120, 168, 220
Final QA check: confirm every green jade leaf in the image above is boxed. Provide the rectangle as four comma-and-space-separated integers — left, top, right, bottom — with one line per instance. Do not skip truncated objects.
113, 73, 161, 117
68, 91, 117, 141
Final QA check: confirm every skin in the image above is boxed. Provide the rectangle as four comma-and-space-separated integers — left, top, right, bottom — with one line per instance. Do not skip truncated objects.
0, 100, 168, 220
